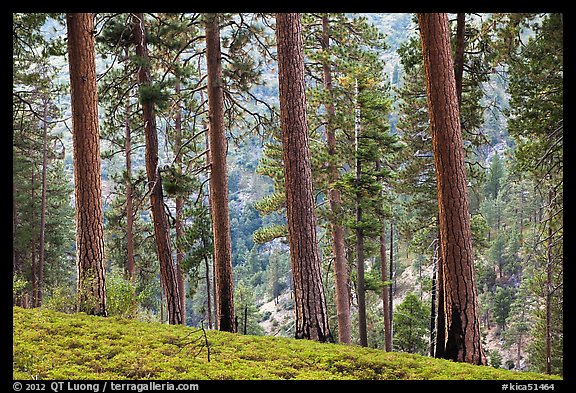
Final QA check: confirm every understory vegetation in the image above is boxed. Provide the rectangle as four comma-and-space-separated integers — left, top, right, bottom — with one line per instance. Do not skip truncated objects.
13, 307, 559, 380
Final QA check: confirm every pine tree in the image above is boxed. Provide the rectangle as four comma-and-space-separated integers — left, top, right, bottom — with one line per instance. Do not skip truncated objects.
66, 13, 107, 316
418, 12, 485, 365
275, 13, 332, 342
132, 12, 182, 325
204, 13, 236, 333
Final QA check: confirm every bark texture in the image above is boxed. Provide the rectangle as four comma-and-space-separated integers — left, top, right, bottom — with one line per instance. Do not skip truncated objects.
132, 12, 182, 325
418, 13, 485, 365
321, 15, 351, 345
205, 13, 236, 333
276, 13, 332, 342
66, 13, 107, 316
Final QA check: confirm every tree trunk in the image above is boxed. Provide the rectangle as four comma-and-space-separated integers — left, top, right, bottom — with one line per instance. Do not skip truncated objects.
454, 13, 466, 107
389, 221, 394, 340
418, 13, 485, 365
321, 14, 351, 345
380, 222, 392, 352
275, 13, 332, 342
30, 165, 37, 308
434, 219, 447, 358
132, 12, 182, 325
545, 190, 553, 374
354, 78, 368, 347
124, 104, 135, 281
205, 13, 236, 333
13, 181, 21, 305
66, 13, 107, 316
174, 79, 186, 325
204, 255, 213, 329
429, 236, 438, 357
37, 97, 49, 307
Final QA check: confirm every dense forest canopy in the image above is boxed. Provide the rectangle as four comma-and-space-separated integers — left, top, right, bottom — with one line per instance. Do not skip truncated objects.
13, 12, 562, 377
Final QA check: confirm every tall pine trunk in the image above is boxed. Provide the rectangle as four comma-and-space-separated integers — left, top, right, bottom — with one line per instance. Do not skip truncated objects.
321, 15, 351, 345
174, 79, 186, 325
132, 12, 182, 325
354, 78, 368, 347
30, 165, 37, 307
275, 13, 332, 342
205, 13, 236, 333
124, 104, 135, 281
37, 97, 49, 307
380, 222, 392, 352
66, 13, 107, 316
418, 13, 485, 365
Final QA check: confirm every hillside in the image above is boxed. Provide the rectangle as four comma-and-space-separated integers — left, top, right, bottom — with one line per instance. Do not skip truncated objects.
12, 307, 560, 381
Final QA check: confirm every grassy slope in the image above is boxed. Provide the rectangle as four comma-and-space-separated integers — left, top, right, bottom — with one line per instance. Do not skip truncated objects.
13, 307, 560, 380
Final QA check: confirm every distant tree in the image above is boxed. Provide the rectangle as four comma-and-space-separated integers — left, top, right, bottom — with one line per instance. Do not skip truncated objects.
66, 13, 107, 316
275, 12, 332, 342
393, 292, 429, 355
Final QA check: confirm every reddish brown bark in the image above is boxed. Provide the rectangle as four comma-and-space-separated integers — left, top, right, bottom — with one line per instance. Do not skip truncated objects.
276, 13, 332, 342
321, 15, 351, 345
132, 12, 182, 325
66, 13, 107, 316
418, 13, 485, 365
205, 13, 236, 333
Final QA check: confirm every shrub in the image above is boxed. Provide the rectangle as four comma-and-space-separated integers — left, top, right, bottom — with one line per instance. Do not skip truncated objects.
106, 270, 138, 319
43, 284, 77, 314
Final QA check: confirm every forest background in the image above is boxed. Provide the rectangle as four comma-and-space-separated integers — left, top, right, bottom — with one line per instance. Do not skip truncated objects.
12, 12, 563, 376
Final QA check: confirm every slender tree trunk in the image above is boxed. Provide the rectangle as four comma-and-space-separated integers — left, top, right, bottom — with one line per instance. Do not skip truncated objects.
174, 79, 186, 325
545, 190, 553, 374
434, 220, 447, 358
204, 123, 218, 331
204, 255, 213, 329
454, 13, 466, 107
37, 97, 49, 307
275, 13, 332, 342
354, 78, 368, 347
132, 12, 182, 325
389, 221, 394, 340
124, 104, 135, 281
243, 306, 248, 335
430, 237, 438, 357
517, 335, 522, 370
380, 222, 392, 352
66, 13, 107, 316
205, 13, 236, 333
13, 181, 21, 305
321, 14, 351, 345
418, 13, 485, 365
30, 165, 37, 308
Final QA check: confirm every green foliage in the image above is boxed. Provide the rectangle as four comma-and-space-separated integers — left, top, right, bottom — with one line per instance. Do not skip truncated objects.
393, 292, 429, 355
106, 269, 138, 319
252, 224, 287, 245
13, 307, 559, 380
43, 284, 77, 314
492, 286, 516, 330
489, 349, 503, 369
